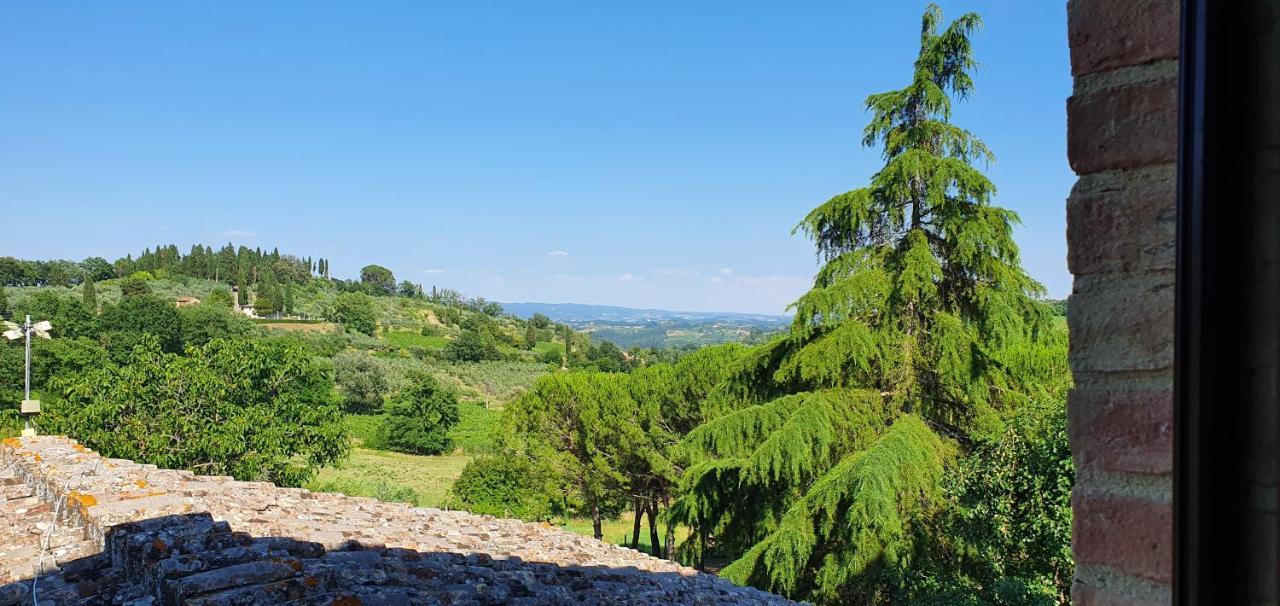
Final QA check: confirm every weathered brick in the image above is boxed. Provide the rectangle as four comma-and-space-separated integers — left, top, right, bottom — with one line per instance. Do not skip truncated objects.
1073, 493, 1172, 584
1068, 76, 1178, 174
1067, 166, 1176, 276
1068, 380, 1172, 475
1073, 578, 1171, 606
1068, 273, 1174, 373
1068, 0, 1180, 76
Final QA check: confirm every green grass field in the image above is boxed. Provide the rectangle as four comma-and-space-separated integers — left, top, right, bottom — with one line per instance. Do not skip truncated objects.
307, 446, 687, 551
306, 447, 472, 507
382, 329, 450, 350
533, 340, 565, 358
451, 402, 502, 454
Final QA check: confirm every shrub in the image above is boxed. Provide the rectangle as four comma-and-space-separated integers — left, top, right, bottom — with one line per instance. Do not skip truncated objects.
179, 303, 258, 346
329, 292, 377, 336
444, 329, 503, 362
333, 351, 395, 414
11, 291, 97, 339
42, 336, 348, 486
119, 275, 152, 297
450, 455, 553, 520
99, 294, 184, 354
376, 371, 460, 455
307, 476, 420, 506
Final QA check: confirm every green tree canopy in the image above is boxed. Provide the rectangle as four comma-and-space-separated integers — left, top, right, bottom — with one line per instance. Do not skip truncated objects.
360, 264, 396, 295
670, 6, 1070, 602
81, 276, 97, 311
178, 302, 259, 347
99, 294, 184, 356
119, 276, 152, 298
13, 291, 97, 340
445, 329, 504, 362
376, 371, 461, 456
205, 287, 235, 308
42, 336, 348, 486
333, 351, 396, 414
501, 371, 647, 539
329, 292, 378, 336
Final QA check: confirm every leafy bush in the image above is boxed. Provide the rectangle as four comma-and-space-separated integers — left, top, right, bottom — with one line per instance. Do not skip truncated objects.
450, 455, 553, 520
99, 294, 184, 354
12, 291, 97, 339
345, 414, 384, 447
444, 329, 503, 362
42, 336, 348, 486
333, 351, 396, 413
179, 303, 259, 346
376, 371, 460, 455
329, 292, 377, 336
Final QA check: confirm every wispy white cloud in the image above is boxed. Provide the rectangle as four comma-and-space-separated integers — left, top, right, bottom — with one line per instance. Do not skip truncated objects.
422, 268, 447, 274
720, 268, 733, 275
654, 269, 700, 277
550, 274, 584, 281
221, 229, 256, 239
547, 250, 569, 257
617, 273, 640, 282
709, 276, 724, 284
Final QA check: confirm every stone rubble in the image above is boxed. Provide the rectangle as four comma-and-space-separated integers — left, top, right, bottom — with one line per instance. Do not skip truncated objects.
0, 436, 796, 605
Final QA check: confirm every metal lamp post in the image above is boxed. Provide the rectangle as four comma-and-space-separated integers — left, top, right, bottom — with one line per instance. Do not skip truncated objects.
3, 315, 52, 436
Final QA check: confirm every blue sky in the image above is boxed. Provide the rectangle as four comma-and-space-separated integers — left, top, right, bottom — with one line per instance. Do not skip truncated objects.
0, 2, 1072, 315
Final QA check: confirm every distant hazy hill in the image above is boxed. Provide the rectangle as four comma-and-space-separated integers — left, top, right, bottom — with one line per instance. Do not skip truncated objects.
500, 302, 789, 325
500, 302, 790, 349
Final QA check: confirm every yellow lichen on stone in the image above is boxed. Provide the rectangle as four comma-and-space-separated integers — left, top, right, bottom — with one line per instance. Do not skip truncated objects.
67, 490, 98, 512
2, 437, 22, 449
135, 479, 149, 488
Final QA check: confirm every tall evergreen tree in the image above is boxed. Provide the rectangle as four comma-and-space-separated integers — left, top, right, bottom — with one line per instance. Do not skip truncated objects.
82, 275, 97, 312
670, 6, 1068, 603
0, 284, 8, 319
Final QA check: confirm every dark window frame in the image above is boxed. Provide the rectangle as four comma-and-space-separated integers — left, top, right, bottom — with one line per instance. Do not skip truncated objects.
1175, 0, 1262, 603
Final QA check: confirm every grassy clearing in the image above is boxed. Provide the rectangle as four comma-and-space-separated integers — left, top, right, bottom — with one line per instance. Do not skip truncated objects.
533, 341, 564, 358
258, 321, 338, 333
308, 446, 687, 553
452, 402, 501, 454
306, 447, 472, 507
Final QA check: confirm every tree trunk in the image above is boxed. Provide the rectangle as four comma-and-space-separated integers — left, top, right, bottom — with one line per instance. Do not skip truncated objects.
697, 530, 707, 571
662, 494, 675, 560
591, 498, 603, 541
630, 497, 643, 550
647, 498, 661, 557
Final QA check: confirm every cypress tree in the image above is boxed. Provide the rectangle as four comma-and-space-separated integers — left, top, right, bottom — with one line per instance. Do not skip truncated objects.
82, 275, 97, 312
670, 6, 1068, 602
0, 284, 8, 319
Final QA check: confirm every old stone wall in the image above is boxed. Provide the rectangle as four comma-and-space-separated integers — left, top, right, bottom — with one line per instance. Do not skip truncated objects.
1065, 0, 1179, 603
0, 436, 793, 605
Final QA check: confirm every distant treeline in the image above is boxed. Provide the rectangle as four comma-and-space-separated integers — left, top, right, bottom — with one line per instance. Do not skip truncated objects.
0, 244, 506, 312
0, 244, 329, 287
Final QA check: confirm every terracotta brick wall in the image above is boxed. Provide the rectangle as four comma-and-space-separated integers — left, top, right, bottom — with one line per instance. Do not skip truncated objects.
1065, 0, 1180, 603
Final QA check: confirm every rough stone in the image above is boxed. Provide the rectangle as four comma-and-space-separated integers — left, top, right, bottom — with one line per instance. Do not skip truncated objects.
0, 436, 794, 605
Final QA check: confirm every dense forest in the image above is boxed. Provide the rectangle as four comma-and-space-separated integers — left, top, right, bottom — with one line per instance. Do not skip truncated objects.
1, 6, 1071, 605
